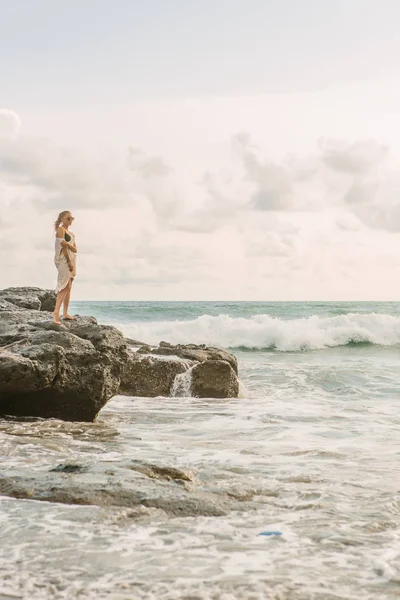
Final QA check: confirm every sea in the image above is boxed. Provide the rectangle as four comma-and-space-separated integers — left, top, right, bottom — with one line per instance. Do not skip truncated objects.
1, 301, 399, 600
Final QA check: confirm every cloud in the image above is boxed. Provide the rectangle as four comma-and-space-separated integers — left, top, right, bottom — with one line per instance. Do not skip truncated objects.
0, 134, 181, 223
233, 133, 293, 211
244, 230, 297, 258
2, 126, 397, 236
320, 139, 387, 175
0, 136, 130, 208
127, 147, 172, 178
166, 133, 400, 235
127, 146, 183, 226
2, 122, 400, 300
0, 110, 21, 139
228, 134, 400, 232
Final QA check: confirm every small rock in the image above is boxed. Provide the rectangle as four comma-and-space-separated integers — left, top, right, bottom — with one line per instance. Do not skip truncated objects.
124, 337, 148, 347
50, 464, 89, 474
136, 344, 153, 354
128, 462, 195, 482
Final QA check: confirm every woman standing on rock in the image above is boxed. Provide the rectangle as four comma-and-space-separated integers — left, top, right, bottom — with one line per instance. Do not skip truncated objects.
53, 210, 77, 325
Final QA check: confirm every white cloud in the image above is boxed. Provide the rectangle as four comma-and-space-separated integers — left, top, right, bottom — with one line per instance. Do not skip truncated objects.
0, 136, 133, 209
2, 111, 400, 299
320, 138, 388, 175
0, 110, 21, 139
127, 147, 172, 178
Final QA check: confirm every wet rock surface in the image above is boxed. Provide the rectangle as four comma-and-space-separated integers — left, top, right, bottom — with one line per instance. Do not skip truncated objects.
0, 287, 240, 421
0, 461, 244, 517
119, 352, 191, 397
120, 341, 240, 399
149, 341, 238, 374
0, 290, 129, 421
191, 359, 240, 398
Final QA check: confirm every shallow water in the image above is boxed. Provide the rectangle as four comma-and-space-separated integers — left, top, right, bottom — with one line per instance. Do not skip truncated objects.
1, 302, 399, 599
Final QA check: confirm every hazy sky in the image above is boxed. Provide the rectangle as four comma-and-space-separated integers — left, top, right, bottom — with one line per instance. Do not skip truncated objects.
2, 0, 400, 299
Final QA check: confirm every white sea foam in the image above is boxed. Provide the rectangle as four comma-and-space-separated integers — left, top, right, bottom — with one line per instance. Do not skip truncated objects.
116, 312, 400, 351
170, 366, 194, 397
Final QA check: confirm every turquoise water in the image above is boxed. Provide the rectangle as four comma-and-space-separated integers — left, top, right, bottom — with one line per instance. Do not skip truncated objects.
71, 300, 400, 325
72, 300, 400, 356
1, 301, 399, 599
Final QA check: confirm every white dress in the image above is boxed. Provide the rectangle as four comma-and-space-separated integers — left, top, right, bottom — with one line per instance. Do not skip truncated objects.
54, 231, 77, 293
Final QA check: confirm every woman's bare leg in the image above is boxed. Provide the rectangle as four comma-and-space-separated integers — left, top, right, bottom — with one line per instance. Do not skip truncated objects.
53, 286, 69, 324
62, 279, 76, 320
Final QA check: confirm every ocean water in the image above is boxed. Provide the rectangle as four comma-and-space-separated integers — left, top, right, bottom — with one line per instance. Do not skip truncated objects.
1, 301, 399, 599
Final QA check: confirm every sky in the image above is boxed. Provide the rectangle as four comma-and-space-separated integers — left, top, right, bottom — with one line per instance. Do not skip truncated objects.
1, 0, 400, 300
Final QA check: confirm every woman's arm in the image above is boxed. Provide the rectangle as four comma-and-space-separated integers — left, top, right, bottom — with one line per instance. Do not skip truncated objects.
61, 240, 77, 253
56, 227, 74, 271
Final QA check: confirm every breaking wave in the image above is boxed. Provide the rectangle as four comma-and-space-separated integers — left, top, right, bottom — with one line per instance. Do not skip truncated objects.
117, 312, 400, 352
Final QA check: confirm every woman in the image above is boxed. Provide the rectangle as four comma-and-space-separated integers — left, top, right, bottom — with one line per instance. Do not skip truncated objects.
53, 210, 78, 324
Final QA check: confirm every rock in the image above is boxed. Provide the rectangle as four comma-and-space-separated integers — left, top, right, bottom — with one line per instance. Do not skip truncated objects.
0, 461, 245, 517
149, 342, 238, 375
191, 360, 239, 398
125, 337, 148, 347
0, 298, 22, 312
119, 352, 191, 397
0, 287, 57, 312
136, 344, 153, 354
119, 342, 239, 398
0, 289, 130, 421
127, 461, 195, 482
50, 464, 89, 473
0, 287, 241, 412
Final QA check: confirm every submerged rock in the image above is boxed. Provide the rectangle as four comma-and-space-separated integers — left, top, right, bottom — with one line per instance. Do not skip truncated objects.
0, 467, 237, 517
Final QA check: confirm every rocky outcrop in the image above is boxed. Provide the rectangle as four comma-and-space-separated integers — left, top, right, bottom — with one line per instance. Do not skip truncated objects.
0, 287, 240, 421
0, 305, 129, 421
119, 342, 240, 398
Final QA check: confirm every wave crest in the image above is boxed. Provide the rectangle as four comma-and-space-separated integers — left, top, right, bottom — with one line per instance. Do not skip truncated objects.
117, 312, 400, 352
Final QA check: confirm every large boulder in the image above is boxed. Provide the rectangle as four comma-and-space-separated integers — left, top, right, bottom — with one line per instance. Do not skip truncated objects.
0, 301, 129, 421
191, 360, 239, 398
119, 352, 192, 397
0, 287, 57, 312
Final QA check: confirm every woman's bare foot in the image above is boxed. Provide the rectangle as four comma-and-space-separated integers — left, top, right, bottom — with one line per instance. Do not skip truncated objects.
52, 312, 62, 325
62, 314, 77, 320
